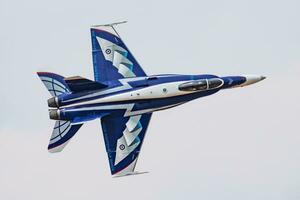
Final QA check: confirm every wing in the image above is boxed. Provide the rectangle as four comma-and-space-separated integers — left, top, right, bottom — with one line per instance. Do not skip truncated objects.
100, 113, 152, 176
91, 24, 147, 82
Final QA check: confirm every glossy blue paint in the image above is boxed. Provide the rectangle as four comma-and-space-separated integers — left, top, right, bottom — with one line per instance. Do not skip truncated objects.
37, 24, 264, 176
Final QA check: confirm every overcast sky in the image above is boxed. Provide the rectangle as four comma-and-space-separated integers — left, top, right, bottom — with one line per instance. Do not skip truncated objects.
1, 0, 300, 199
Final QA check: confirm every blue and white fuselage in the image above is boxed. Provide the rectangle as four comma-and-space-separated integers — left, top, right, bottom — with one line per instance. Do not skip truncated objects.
48, 74, 264, 122
37, 22, 265, 177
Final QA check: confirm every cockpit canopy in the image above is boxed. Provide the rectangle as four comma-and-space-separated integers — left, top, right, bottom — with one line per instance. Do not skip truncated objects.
179, 78, 223, 91
179, 80, 207, 91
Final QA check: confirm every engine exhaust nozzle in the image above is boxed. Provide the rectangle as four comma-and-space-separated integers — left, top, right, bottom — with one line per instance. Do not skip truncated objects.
48, 97, 59, 107
49, 109, 60, 120
47, 97, 59, 108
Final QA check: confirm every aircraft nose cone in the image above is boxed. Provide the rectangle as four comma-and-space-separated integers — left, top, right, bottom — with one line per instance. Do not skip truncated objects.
241, 75, 266, 87
261, 76, 266, 80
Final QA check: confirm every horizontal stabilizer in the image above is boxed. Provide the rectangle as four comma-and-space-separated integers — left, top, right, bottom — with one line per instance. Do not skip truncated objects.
37, 72, 70, 97
64, 76, 107, 93
113, 171, 149, 178
48, 120, 83, 153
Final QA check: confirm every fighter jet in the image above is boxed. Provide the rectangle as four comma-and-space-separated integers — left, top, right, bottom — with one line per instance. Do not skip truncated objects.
37, 22, 265, 177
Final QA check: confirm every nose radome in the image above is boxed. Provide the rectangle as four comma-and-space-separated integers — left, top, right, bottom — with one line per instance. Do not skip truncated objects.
241, 75, 266, 87
261, 76, 266, 80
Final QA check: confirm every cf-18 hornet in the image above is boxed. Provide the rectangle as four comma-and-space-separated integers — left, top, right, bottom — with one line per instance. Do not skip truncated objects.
37, 22, 265, 177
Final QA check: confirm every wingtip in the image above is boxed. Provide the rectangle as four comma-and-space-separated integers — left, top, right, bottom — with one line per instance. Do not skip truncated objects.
91, 21, 128, 28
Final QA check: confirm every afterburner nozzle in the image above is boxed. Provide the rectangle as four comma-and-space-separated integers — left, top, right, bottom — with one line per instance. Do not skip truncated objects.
48, 97, 59, 107
49, 109, 60, 120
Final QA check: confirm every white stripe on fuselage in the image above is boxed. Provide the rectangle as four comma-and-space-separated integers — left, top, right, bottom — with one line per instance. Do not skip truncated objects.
63, 81, 192, 108
63, 77, 147, 103
62, 75, 185, 103
65, 102, 184, 117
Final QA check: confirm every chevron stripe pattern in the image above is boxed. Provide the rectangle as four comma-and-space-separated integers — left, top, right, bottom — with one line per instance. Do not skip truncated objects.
96, 37, 136, 78
95, 36, 145, 166
114, 115, 143, 165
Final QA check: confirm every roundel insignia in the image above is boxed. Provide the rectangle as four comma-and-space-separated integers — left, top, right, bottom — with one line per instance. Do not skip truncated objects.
105, 49, 112, 54
119, 144, 125, 150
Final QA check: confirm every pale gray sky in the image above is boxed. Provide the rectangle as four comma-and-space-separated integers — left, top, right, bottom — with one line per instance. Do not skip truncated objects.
1, 0, 300, 199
